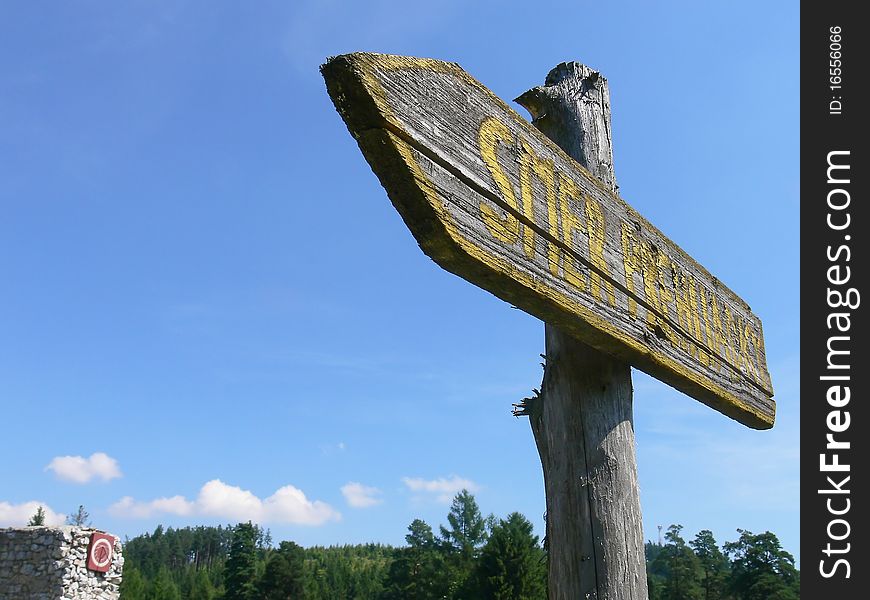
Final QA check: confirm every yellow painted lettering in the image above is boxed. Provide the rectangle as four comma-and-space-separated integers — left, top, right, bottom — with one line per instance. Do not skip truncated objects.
654, 253, 675, 343
621, 222, 639, 317
519, 142, 555, 261
545, 172, 561, 276
738, 320, 758, 381
478, 117, 519, 244
722, 303, 738, 377
709, 294, 732, 366
686, 276, 709, 366
672, 268, 697, 357
641, 244, 662, 327
697, 286, 719, 372
744, 324, 767, 387
585, 197, 616, 306
559, 175, 587, 290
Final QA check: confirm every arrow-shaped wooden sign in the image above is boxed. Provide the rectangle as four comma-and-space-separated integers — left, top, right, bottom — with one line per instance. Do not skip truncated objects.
322, 53, 774, 429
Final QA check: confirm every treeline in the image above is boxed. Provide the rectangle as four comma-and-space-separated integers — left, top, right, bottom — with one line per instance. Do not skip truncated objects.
120, 490, 543, 599
119, 490, 798, 599
646, 525, 799, 600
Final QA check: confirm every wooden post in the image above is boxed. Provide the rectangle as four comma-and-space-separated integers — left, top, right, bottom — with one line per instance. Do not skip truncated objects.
516, 63, 649, 600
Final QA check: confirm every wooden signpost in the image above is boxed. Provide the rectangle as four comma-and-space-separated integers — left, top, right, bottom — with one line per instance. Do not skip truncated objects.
322, 52, 775, 598
322, 53, 774, 429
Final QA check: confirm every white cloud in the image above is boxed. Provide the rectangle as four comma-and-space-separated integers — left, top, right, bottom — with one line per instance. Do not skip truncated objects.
320, 441, 347, 456
0, 501, 66, 527
341, 482, 383, 508
110, 495, 194, 519
109, 479, 340, 526
262, 484, 339, 524
45, 452, 122, 484
197, 480, 263, 521
402, 475, 480, 503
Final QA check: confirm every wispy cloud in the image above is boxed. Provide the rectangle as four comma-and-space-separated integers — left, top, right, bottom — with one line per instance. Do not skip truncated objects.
0, 501, 66, 527
320, 441, 347, 456
110, 495, 194, 519
109, 479, 340, 526
341, 482, 383, 508
45, 452, 122, 484
402, 475, 480, 503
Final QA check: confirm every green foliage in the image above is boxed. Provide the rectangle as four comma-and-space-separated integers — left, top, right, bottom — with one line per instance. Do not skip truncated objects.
646, 541, 666, 599
689, 530, 728, 600
439, 489, 487, 596
723, 529, 799, 600
123, 524, 230, 577
647, 525, 800, 600
406, 518, 437, 549
258, 541, 306, 599
122, 523, 233, 596
647, 571, 665, 600
119, 566, 148, 600
304, 543, 392, 599
381, 520, 448, 600
439, 489, 487, 559
475, 512, 546, 600
117, 509, 800, 600
187, 569, 216, 600
26, 506, 46, 526
67, 504, 91, 527
651, 525, 703, 600
152, 566, 182, 600
119, 525, 391, 600
224, 522, 260, 600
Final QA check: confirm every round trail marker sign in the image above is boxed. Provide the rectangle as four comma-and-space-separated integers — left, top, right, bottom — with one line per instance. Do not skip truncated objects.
86, 532, 115, 572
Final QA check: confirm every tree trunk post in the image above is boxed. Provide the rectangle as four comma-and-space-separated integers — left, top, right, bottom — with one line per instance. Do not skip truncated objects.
515, 63, 649, 600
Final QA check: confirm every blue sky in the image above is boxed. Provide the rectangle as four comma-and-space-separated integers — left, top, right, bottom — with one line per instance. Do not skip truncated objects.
1, 0, 799, 563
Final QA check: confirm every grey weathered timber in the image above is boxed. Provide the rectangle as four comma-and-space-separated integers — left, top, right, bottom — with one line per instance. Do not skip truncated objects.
516, 62, 648, 600
321, 53, 774, 429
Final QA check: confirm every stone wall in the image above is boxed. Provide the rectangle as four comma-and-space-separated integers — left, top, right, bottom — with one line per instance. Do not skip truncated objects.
0, 527, 123, 600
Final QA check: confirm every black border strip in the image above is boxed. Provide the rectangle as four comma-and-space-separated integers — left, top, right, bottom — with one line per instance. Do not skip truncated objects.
801, 3, 867, 595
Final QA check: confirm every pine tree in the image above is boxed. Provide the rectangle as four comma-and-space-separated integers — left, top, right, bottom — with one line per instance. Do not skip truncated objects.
407, 518, 436, 549
476, 512, 546, 600
724, 529, 799, 600
690, 530, 729, 600
439, 490, 487, 597
224, 522, 260, 600
27, 506, 46, 526
382, 519, 448, 600
119, 566, 148, 599
651, 525, 703, 600
66, 505, 91, 527
258, 541, 306, 599
645, 541, 666, 599
257, 527, 274, 550
440, 490, 487, 559
151, 566, 182, 600
189, 568, 216, 600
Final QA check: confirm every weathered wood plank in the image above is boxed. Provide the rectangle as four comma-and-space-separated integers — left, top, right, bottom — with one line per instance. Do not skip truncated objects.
321, 52, 775, 429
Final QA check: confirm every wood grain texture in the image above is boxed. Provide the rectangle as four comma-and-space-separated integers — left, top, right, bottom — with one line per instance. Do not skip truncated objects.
521, 61, 647, 600
321, 53, 774, 429
532, 332, 646, 599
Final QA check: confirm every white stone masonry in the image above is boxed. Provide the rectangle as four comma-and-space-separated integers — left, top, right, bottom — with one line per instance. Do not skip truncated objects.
0, 527, 123, 600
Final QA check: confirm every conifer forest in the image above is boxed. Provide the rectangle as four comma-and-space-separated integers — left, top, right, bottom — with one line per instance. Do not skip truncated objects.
118, 490, 799, 599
